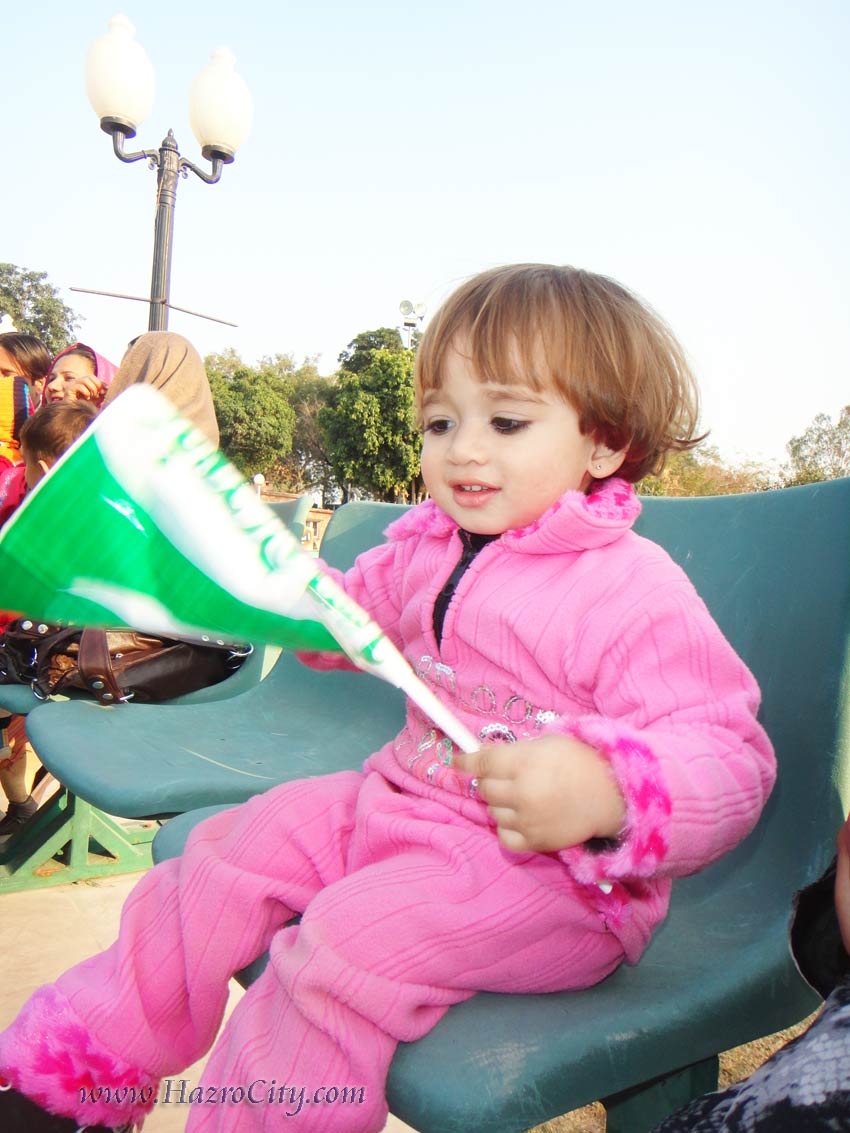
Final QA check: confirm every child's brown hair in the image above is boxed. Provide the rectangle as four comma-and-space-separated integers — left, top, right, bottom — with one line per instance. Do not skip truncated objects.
415, 263, 704, 482
19, 400, 99, 467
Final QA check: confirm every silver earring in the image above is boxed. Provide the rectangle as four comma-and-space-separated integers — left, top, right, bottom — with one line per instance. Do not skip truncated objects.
595, 462, 604, 471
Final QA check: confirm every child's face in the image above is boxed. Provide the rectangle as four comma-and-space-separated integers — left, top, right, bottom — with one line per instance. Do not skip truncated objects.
45, 354, 95, 404
420, 342, 619, 535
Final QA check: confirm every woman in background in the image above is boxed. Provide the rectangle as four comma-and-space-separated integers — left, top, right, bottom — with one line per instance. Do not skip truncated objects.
43, 342, 116, 408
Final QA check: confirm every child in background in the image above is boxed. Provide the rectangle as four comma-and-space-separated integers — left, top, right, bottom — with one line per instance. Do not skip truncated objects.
0, 264, 776, 1133
18, 399, 100, 492
0, 401, 99, 836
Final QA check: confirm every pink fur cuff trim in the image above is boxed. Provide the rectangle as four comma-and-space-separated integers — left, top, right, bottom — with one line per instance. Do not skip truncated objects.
548, 716, 672, 883
0, 984, 158, 1125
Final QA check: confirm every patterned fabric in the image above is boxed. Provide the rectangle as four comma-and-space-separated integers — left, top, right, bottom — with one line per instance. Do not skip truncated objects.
654, 979, 850, 1131
0, 376, 32, 464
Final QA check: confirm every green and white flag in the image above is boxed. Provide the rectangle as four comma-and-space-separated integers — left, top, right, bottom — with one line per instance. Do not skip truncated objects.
0, 386, 478, 753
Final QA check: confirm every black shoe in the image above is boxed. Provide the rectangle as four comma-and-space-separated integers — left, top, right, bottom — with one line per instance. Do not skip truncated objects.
0, 795, 38, 836
0, 1083, 134, 1131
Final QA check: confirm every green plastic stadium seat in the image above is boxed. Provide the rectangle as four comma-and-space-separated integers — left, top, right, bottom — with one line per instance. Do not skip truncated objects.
152, 479, 850, 1131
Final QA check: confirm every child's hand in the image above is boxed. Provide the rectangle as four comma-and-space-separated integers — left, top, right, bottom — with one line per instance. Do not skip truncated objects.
453, 735, 625, 853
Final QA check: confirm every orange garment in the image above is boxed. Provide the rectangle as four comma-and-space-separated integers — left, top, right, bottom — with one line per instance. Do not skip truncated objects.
0, 376, 32, 466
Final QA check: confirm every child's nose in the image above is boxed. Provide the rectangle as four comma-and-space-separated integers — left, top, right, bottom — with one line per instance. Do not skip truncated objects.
447, 421, 488, 463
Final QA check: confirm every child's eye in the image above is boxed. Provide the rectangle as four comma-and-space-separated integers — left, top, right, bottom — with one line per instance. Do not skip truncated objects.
424, 418, 453, 435
491, 417, 529, 435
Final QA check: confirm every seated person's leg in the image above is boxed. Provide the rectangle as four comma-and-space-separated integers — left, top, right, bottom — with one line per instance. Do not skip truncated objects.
0, 716, 36, 834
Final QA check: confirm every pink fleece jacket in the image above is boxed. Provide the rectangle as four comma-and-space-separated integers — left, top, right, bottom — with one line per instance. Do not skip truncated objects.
304, 478, 776, 957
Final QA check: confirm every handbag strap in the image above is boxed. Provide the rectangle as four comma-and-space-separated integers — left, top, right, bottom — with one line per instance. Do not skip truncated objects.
77, 628, 127, 704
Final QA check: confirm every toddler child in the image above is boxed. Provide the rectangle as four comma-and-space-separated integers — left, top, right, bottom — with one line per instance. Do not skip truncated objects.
0, 264, 776, 1132
18, 399, 100, 492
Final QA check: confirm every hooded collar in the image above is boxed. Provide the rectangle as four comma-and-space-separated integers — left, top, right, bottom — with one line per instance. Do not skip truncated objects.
385, 477, 641, 554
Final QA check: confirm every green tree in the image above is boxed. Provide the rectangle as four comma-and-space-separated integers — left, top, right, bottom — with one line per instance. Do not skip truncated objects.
320, 347, 421, 502
781, 407, 850, 486
639, 446, 773, 497
204, 346, 245, 381
0, 264, 80, 354
272, 361, 338, 502
206, 352, 296, 478
337, 327, 405, 374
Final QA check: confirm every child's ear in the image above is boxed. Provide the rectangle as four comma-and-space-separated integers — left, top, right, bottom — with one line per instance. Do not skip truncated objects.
37, 459, 51, 478
586, 443, 627, 480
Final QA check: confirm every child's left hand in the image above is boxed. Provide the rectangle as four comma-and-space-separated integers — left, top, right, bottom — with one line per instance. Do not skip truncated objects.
453, 735, 626, 853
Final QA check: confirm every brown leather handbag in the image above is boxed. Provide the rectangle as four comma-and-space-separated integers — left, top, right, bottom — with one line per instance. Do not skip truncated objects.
0, 619, 251, 704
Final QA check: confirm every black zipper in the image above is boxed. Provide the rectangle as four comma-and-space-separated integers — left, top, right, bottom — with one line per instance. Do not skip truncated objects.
432, 530, 498, 647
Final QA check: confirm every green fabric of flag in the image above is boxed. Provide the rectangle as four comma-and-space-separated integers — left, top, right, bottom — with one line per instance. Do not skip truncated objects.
0, 387, 480, 755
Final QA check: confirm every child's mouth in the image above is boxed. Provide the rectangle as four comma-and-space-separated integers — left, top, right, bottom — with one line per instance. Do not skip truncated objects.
452, 483, 497, 506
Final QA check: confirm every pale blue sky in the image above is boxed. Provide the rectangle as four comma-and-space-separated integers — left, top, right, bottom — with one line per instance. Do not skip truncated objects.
4, 1, 849, 465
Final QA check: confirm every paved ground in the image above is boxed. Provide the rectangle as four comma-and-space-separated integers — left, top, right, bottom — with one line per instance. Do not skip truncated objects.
1, 871, 814, 1132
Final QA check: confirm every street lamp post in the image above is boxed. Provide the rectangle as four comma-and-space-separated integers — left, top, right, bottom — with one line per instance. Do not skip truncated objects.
84, 15, 253, 332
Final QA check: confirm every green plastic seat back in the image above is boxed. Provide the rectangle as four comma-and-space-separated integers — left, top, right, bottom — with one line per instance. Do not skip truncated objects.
318, 500, 408, 570
266, 494, 313, 540
634, 483, 850, 897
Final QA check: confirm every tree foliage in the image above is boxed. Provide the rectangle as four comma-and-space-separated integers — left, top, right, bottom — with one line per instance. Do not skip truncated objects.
206, 352, 296, 479
638, 446, 772, 497
0, 263, 80, 355
781, 407, 850, 486
273, 362, 337, 502
320, 346, 421, 502
337, 327, 405, 373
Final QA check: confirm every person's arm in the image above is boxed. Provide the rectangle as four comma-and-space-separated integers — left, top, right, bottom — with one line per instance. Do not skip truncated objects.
295, 537, 406, 674
457, 571, 776, 885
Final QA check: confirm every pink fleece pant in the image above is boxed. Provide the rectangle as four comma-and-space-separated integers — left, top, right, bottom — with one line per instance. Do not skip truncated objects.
2, 770, 624, 1131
